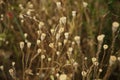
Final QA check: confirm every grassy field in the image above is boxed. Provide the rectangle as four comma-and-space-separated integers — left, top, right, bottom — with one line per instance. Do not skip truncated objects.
0, 0, 120, 80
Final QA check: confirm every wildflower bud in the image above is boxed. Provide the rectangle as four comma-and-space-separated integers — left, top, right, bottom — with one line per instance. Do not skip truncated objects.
24, 33, 28, 39
0, 65, 4, 71
81, 71, 87, 77
19, 41, 24, 50
74, 36, 80, 45
27, 42, 31, 48
56, 2, 62, 9
73, 62, 78, 67
83, 2, 88, 8
12, 62, 15, 66
103, 44, 108, 50
64, 32, 69, 39
59, 17, 67, 25
9, 69, 15, 79
48, 58, 51, 61
38, 21, 44, 29
99, 68, 103, 72
97, 34, 105, 43
19, 14, 24, 19
41, 33, 46, 41
109, 55, 117, 66
37, 39, 41, 45
72, 11, 77, 17
112, 21, 119, 33
37, 48, 42, 54
41, 55, 45, 59
59, 74, 67, 80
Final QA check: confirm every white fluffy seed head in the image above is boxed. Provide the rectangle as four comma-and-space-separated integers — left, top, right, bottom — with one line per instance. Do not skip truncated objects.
118, 57, 120, 61
56, 51, 60, 56
103, 44, 108, 50
68, 47, 73, 52
112, 21, 119, 33
48, 58, 51, 61
50, 29, 55, 34
97, 34, 105, 42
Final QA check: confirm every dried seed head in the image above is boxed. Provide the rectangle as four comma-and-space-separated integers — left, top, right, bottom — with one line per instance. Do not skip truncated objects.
68, 47, 73, 52
50, 29, 55, 34
118, 57, 120, 61
93, 61, 99, 66
56, 33, 61, 40
72, 11, 77, 17
48, 57, 51, 61
59, 17, 67, 25
59, 74, 67, 80
81, 71, 87, 77
41, 33, 46, 41
92, 57, 97, 63
27, 42, 31, 48
74, 36, 80, 44
24, 33, 28, 39
38, 21, 44, 29
64, 39, 68, 44
56, 2, 62, 9
37, 39, 41, 45
19, 41, 24, 50
0, 65, 4, 71
41, 55, 45, 59
112, 21, 119, 33
56, 51, 60, 56
83, 2, 88, 8
99, 68, 103, 72
58, 42, 62, 46
56, 73, 60, 77
12, 62, 15, 66
109, 55, 117, 66
58, 27, 64, 33
64, 32, 69, 39
37, 48, 42, 54
49, 43, 54, 48
19, 4, 24, 9
97, 34, 105, 42
103, 44, 108, 50
84, 57, 88, 60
